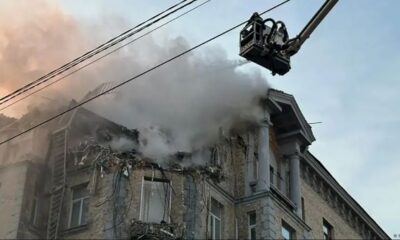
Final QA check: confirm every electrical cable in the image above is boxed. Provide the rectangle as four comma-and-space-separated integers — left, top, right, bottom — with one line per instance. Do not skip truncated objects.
0, 0, 188, 104
0, 0, 211, 112
0, 0, 291, 146
0, 0, 197, 106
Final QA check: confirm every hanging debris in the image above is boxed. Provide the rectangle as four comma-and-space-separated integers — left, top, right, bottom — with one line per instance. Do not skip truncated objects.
130, 220, 184, 240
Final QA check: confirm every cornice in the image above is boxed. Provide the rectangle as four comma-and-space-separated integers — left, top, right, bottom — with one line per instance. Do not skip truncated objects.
267, 89, 315, 144
302, 151, 389, 239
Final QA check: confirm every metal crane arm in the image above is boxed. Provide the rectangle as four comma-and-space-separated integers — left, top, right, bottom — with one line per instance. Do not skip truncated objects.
284, 0, 339, 56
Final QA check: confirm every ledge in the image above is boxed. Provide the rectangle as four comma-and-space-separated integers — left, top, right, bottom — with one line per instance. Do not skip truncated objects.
61, 223, 89, 235
235, 190, 270, 204
66, 164, 91, 175
25, 223, 45, 237
270, 185, 295, 210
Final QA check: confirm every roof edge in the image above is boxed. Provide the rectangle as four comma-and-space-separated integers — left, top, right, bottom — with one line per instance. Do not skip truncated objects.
303, 151, 390, 239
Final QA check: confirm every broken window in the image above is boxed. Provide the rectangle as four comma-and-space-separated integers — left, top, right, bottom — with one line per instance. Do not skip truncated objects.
140, 177, 171, 223
248, 211, 256, 240
69, 185, 89, 228
210, 147, 222, 166
208, 198, 223, 239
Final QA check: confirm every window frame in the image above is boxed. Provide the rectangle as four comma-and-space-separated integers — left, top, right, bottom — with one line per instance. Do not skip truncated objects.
209, 198, 223, 240
30, 195, 39, 226
248, 211, 257, 240
281, 221, 295, 240
301, 197, 306, 221
323, 219, 334, 240
253, 154, 259, 180
68, 184, 89, 228
139, 176, 172, 223
270, 166, 275, 186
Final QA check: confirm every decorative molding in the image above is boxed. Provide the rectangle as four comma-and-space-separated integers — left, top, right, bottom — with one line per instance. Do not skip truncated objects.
300, 153, 389, 239
267, 89, 315, 144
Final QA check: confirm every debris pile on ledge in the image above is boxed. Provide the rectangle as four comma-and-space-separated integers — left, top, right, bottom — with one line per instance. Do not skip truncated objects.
130, 220, 184, 240
69, 137, 225, 182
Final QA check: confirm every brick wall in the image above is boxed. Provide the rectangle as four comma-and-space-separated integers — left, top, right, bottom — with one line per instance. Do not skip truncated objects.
301, 180, 362, 239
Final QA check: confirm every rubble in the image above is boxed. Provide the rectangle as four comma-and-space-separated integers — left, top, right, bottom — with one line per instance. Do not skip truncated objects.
69, 137, 225, 182
130, 220, 184, 240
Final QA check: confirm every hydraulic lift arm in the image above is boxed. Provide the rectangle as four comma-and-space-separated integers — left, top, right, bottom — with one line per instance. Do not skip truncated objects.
239, 0, 339, 75
284, 0, 339, 56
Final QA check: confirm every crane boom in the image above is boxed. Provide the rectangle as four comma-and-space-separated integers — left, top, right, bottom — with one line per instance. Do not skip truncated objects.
285, 0, 338, 56
239, 0, 339, 75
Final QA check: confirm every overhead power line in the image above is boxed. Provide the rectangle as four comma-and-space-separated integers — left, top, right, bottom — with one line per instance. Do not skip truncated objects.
0, 0, 291, 146
0, 0, 211, 112
0, 0, 197, 106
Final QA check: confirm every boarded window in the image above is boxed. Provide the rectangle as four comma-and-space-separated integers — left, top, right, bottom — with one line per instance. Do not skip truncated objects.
140, 178, 171, 223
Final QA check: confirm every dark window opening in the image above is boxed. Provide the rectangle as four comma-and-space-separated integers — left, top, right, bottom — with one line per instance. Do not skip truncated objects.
323, 219, 334, 240
301, 197, 305, 221
270, 166, 275, 185
248, 211, 256, 240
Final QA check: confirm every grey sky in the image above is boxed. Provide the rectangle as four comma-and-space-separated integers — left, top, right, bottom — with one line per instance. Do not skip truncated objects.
52, 0, 400, 235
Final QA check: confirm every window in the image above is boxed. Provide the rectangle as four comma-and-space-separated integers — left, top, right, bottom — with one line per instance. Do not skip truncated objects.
248, 211, 256, 240
140, 177, 171, 223
323, 219, 333, 240
210, 147, 221, 166
286, 171, 290, 196
301, 197, 305, 221
253, 154, 259, 180
270, 166, 274, 185
209, 198, 223, 239
281, 221, 294, 240
30, 196, 39, 226
69, 185, 89, 228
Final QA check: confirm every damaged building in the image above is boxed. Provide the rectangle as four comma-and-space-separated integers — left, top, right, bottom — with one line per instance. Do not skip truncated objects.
0, 89, 389, 239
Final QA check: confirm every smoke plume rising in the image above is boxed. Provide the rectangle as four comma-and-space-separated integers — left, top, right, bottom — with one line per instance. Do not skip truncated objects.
0, 0, 269, 162
88, 36, 269, 161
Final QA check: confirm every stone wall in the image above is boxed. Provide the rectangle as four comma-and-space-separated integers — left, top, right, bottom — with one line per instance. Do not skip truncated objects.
0, 162, 28, 239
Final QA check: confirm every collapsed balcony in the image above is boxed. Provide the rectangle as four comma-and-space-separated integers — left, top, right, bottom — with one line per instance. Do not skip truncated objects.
68, 135, 225, 183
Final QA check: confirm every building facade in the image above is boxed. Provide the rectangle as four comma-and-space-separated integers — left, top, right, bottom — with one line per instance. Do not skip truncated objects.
0, 90, 389, 239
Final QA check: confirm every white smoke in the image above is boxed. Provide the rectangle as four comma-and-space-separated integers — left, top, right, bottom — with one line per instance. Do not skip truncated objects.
0, 0, 269, 164
88, 36, 269, 161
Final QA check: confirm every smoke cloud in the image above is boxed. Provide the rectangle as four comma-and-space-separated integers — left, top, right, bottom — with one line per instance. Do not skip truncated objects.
88, 36, 269, 160
0, 0, 91, 116
0, 0, 269, 162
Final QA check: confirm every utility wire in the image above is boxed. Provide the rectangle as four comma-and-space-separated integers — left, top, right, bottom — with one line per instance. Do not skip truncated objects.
0, 0, 195, 106
0, 0, 210, 112
0, 0, 291, 146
